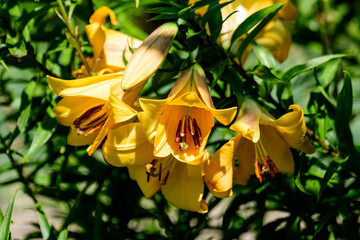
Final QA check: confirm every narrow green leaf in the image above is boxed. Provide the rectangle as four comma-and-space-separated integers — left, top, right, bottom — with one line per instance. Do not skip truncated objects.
22, 105, 57, 162
294, 158, 313, 195
211, 61, 225, 89
18, 81, 37, 133
318, 157, 348, 201
148, 6, 178, 15
0, 208, 4, 226
230, 3, 285, 46
57, 229, 68, 240
36, 202, 52, 240
252, 43, 276, 69
233, 3, 284, 61
250, 65, 287, 84
0, 58, 9, 71
6, 34, 27, 58
335, 71, 353, 138
319, 58, 341, 87
192, 0, 219, 10
200, 1, 233, 28
282, 54, 351, 82
222, 66, 244, 96
0, 190, 17, 240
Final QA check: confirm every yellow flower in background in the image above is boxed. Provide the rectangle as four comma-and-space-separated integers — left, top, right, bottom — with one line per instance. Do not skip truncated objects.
121, 22, 178, 91
47, 73, 139, 155
221, 0, 296, 63
74, 6, 142, 78
102, 122, 209, 213
189, 0, 297, 63
205, 98, 315, 197
138, 64, 237, 163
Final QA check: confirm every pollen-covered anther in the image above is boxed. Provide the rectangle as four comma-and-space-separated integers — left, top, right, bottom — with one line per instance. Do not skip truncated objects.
145, 159, 159, 178
73, 104, 110, 136
254, 159, 266, 183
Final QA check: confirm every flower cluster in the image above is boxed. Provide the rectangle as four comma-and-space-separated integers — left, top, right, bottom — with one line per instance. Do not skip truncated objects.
48, 4, 314, 213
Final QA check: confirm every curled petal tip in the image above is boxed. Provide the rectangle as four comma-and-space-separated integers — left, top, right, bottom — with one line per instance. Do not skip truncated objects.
89, 6, 118, 25
121, 22, 178, 91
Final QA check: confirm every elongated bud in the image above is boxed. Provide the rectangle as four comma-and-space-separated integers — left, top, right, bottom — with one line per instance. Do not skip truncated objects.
121, 22, 178, 91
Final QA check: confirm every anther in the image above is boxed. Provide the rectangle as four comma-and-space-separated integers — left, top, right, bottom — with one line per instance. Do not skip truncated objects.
188, 116, 195, 136
175, 119, 182, 143
73, 104, 103, 127
180, 116, 187, 137
193, 119, 202, 141
267, 156, 279, 177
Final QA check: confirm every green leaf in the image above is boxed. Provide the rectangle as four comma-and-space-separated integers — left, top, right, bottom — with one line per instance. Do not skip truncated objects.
250, 65, 287, 84
233, 3, 284, 61
22, 105, 57, 162
148, 6, 178, 15
252, 43, 276, 69
57, 229, 68, 240
282, 54, 351, 82
294, 158, 313, 195
319, 58, 341, 87
0, 58, 9, 71
222, 66, 243, 96
0, 190, 17, 240
211, 61, 225, 89
230, 3, 285, 46
5, 34, 27, 58
36, 202, 53, 240
335, 71, 352, 134
318, 157, 348, 201
18, 81, 37, 134
200, 1, 233, 28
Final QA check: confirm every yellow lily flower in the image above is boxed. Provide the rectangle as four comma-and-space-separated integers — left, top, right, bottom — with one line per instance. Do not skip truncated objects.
74, 6, 142, 78
138, 64, 237, 163
188, 0, 297, 63
121, 22, 178, 91
221, 0, 297, 62
205, 98, 315, 197
102, 122, 209, 213
47, 73, 139, 155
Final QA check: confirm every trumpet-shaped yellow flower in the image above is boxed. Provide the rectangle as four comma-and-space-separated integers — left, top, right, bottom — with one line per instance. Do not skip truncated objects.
138, 64, 237, 163
221, 0, 297, 62
121, 22, 178, 91
205, 98, 315, 197
47, 73, 139, 155
188, 0, 297, 62
74, 6, 142, 78
102, 122, 209, 213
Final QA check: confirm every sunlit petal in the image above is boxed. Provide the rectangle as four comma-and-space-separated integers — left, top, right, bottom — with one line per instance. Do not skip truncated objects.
128, 165, 161, 198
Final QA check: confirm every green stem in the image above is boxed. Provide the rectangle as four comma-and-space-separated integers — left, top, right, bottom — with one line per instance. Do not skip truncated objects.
56, 0, 93, 76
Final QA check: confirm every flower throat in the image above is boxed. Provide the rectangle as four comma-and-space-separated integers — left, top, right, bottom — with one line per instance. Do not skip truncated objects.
175, 108, 202, 151
73, 104, 110, 136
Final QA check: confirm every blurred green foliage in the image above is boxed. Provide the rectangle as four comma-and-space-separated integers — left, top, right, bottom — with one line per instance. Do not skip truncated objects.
0, 0, 360, 239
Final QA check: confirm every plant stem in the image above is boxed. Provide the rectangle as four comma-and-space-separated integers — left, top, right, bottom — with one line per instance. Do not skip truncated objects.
56, 0, 93, 76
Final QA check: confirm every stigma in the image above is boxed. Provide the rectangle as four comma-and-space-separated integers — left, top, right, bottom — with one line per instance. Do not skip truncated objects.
73, 104, 110, 136
175, 114, 202, 151
253, 141, 279, 183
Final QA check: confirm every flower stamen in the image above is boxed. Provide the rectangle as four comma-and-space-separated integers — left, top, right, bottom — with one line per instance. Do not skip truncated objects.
175, 109, 203, 150
254, 141, 279, 183
73, 104, 110, 136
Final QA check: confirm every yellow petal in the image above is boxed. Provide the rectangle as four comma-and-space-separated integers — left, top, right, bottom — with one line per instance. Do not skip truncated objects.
210, 107, 238, 126
128, 165, 161, 198
85, 23, 106, 60
122, 22, 178, 91
102, 29, 142, 70
260, 125, 294, 173
169, 92, 209, 109
161, 160, 208, 213
269, 105, 315, 154
256, 20, 291, 63
53, 96, 105, 126
87, 115, 113, 155
137, 111, 158, 143
230, 98, 266, 142
193, 64, 216, 108
109, 91, 137, 123
139, 98, 169, 120
89, 6, 118, 25
275, 0, 297, 20
47, 73, 122, 100
205, 136, 240, 197
234, 137, 256, 185
67, 128, 99, 146
102, 122, 155, 167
